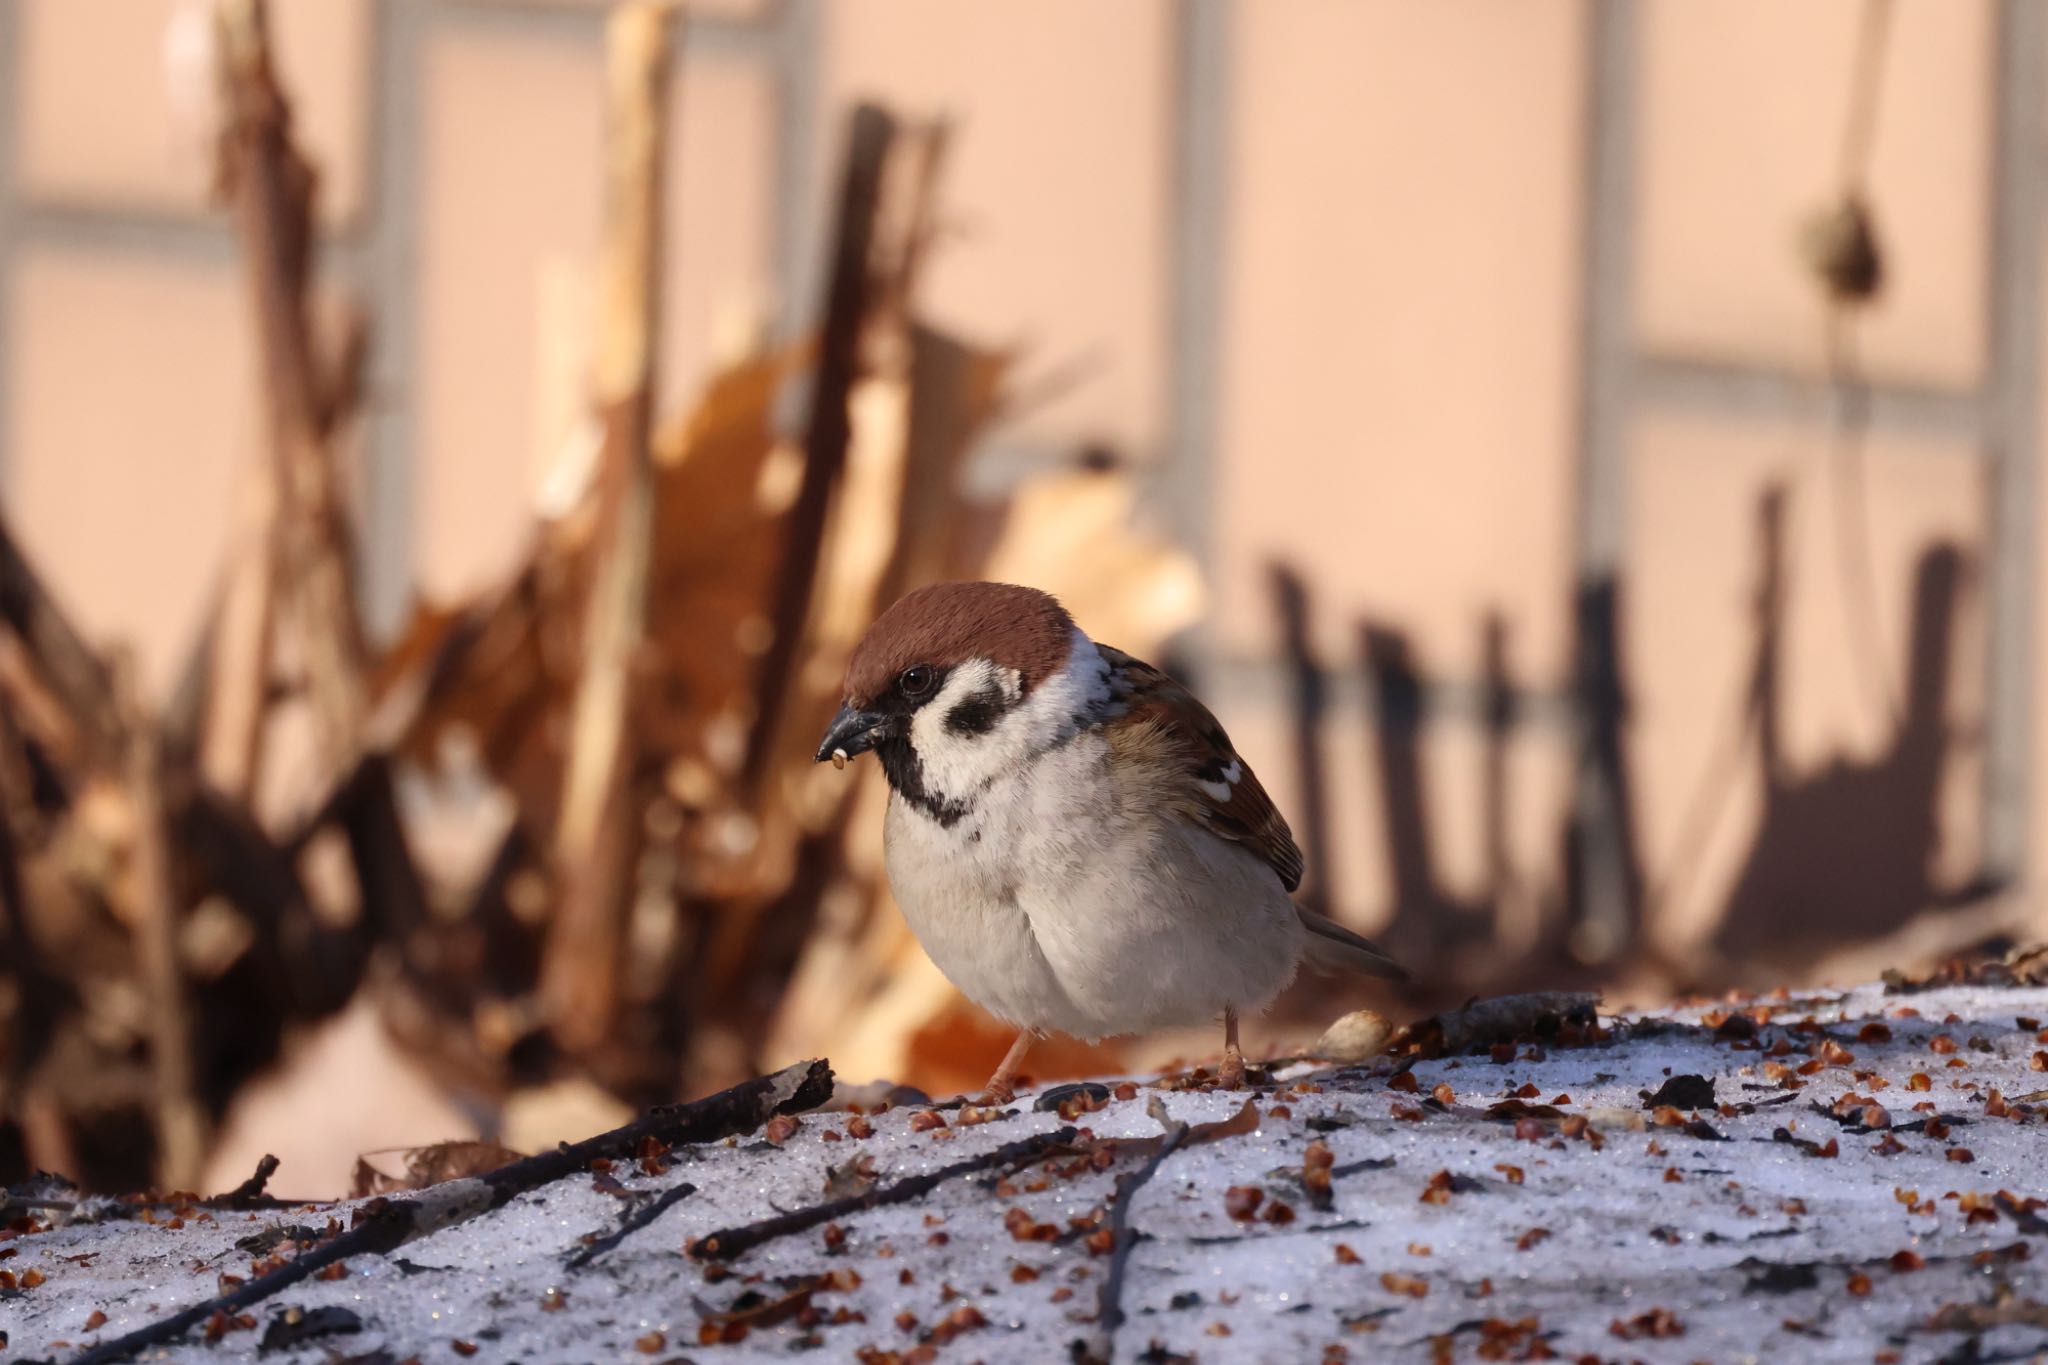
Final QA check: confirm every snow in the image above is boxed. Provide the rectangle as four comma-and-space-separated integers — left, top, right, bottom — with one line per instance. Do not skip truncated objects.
7, 980, 2048, 1364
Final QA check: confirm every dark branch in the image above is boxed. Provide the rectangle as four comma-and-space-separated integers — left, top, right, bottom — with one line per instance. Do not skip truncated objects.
1078, 1100, 1192, 1365
565, 1181, 698, 1270
67, 1060, 830, 1365
688, 1124, 1077, 1262
739, 103, 895, 793
0, 515, 123, 769
216, 1154, 281, 1209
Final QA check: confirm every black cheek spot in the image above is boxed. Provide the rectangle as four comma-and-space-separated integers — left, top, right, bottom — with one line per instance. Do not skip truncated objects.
944, 686, 1006, 737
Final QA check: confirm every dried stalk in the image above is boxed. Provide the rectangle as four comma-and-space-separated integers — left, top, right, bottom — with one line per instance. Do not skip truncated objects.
213, 0, 366, 785
69, 1060, 830, 1365
542, 0, 678, 1053
737, 104, 897, 796
1081, 1100, 1191, 1364
0, 516, 123, 770
564, 1180, 698, 1269
688, 1125, 1077, 1261
115, 654, 207, 1193
690, 110, 919, 1082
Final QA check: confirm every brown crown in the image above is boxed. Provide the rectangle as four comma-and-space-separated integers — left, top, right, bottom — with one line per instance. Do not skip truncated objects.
843, 581, 1076, 706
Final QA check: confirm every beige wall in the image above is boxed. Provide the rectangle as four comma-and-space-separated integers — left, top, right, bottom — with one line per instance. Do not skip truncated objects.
0, 0, 2035, 970
1638, 0, 1991, 388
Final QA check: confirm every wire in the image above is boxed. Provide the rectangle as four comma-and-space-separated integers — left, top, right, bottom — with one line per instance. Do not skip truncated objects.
1647, 0, 1901, 925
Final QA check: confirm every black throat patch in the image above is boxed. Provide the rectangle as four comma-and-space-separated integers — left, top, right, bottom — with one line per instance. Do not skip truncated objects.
874, 736, 972, 829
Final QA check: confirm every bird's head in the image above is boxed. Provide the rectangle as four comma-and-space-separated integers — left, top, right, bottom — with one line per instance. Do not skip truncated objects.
816, 581, 1103, 821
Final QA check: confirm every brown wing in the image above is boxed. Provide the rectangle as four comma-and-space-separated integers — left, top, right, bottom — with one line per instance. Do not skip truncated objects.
1095, 644, 1306, 893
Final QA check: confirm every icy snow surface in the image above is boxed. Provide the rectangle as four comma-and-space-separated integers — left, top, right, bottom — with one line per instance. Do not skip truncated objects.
6, 981, 2048, 1364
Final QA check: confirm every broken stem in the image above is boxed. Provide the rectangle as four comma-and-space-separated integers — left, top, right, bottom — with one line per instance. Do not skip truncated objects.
565, 1180, 698, 1269
737, 104, 896, 796
69, 1060, 829, 1365
688, 1125, 1077, 1262
117, 653, 208, 1195
1083, 1100, 1192, 1364
543, 0, 677, 1052
214, 0, 368, 779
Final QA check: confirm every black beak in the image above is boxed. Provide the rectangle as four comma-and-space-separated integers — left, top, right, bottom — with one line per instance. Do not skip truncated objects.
816, 704, 892, 768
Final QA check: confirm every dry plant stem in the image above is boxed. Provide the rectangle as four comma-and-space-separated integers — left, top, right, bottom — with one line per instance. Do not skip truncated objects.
688, 1124, 1077, 1262
116, 658, 208, 1194
214, 0, 367, 786
196, 484, 279, 801
543, 0, 677, 1053
737, 103, 897, 797
871, 124, 981, 604
69, 1060, 830, 1365
1083, 1101, 1192, 1364
0, 516, 123, 769
685, 106, 903, 1085
0, 770, 46, 1137
218, 1153, 281, 1208
564, 1180, 698, 1269
326, 753, 431, 941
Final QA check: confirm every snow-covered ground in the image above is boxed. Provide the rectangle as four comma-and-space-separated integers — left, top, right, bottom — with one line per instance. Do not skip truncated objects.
6, 980, 2048, 1364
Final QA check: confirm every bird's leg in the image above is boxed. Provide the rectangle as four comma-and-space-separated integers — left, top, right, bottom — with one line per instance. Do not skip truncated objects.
978, 1030, 1036, 1105
1219, 1006, 1247, 1089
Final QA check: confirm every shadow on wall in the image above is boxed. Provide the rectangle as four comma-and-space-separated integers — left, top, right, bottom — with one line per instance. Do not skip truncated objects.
1270, 480, 1992, 999
1714, 490, 1992, 966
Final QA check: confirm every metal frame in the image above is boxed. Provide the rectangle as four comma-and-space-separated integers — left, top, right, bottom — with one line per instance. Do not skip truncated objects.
1561, 0, 2047, 915
0, 0, 796, 635
1981, 0, 2045, 887
1161, 0, 1231, 681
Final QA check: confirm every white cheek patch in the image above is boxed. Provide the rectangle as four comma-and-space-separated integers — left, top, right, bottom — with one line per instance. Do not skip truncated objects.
1199, 758, 1242, 804
908, 659, 1023, 797
905, 632, 1103, 804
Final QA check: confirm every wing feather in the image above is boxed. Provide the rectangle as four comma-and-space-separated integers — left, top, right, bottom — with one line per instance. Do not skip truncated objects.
1095, 644, 1306, 893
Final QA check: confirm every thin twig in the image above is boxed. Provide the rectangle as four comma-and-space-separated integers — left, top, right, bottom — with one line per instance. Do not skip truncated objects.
113, 652, 207, 1195
565, 1181, 698, 1269
1823, 0, 1901, 726
0, 516, 124, 770
1648, 0, 1901, 930
543, 0, 678, 1051
688, 1125, 1077, 1262
1081, 1099, 1191, 1365
69, 1061, 829, 1365
218, 1154, 282, 1208
214, 0, 368, 776
1838, 0, 1896, 194
738, 103, 896, 796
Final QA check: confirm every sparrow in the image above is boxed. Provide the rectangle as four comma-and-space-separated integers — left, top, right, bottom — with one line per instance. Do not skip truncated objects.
816, 580, 1407, 1100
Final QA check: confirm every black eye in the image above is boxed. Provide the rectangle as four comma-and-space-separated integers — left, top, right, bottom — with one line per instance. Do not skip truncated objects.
898, 665, 935, 697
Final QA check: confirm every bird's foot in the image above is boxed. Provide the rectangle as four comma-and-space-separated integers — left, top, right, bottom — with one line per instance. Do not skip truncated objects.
1219, 1046, 1248, 1090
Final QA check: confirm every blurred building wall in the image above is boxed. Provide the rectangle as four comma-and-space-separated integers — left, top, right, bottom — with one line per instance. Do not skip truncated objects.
0, 0, 2036, 978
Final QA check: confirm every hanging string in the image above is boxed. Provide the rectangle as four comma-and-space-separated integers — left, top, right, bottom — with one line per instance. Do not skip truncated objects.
1647, 0, 1899, 942
1822, 0, 1902, 732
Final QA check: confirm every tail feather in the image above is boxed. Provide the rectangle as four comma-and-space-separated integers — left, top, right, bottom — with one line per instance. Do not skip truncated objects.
1297, 908, 1410, 982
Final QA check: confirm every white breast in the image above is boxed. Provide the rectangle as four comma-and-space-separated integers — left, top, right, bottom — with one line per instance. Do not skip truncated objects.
883, 726, 1305, 1041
